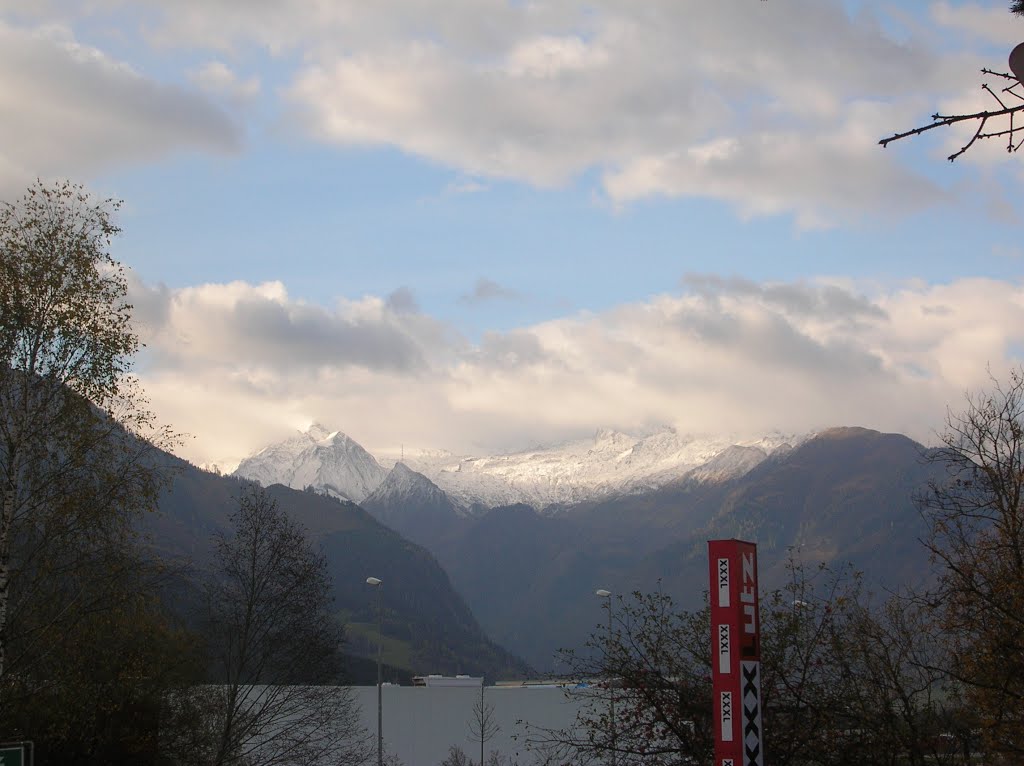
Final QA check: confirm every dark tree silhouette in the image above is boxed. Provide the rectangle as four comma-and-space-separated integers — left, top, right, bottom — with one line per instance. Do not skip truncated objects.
184, 484, 372, 766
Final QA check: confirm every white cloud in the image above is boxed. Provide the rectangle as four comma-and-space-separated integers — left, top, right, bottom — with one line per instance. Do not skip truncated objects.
39, 0, 983, 225
931, 1, 1022, 47
129, 273, 1024, 468
603, 106, 950, 228
130, 277, 456, 375
282, 1, 976, 225
0, 20, 239, 195
8, 0, 1013, 224
444, 177, 488, 195
188, 60, 261, 103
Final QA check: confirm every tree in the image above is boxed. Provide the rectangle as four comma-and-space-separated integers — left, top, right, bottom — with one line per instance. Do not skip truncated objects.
526, 589, 713, 765
195, 483, 371, 766
880, 4, 1024, 160
527, 562, 973, 766
761, 559, 970, 766
438, 745, 515, 766
0, 180, 173, 685
0, 180, 189, 763
826, 597, 972, 766
440, 745, 473, 766
468, 684, 500, 766
3, 559, 205, 764
915, 368, 1024, 758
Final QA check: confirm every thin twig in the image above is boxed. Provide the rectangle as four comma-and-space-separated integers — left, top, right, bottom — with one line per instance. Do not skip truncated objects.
947, 117, 986, 161
970, 127, 1023, 141
981, 68, 1017, 81
1002, 83, 1024, 101
983, 83, 1008, 110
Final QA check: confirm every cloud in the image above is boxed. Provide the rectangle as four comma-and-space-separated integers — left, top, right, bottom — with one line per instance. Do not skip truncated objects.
129, 273, 1024, 468
283, 1, 970, 225
187, 60, 261, 103
459, 278, 523, 306
682, 275, 888, 322
129, 278, 450, 377
0, 21, 240, 195
473, 330, 551, 371
930, 2, 1022, 47
65, 0, 975, 226
603, 113, 951, 228
444, 178, 487, 195
385, 286, 420, 314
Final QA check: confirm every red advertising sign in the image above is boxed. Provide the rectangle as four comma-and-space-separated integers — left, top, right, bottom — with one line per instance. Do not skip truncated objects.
708, 539, 763, 766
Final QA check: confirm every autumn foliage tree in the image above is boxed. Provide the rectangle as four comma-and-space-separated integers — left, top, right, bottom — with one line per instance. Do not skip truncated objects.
0, 180, 184, 760
916, 368, 1024, 758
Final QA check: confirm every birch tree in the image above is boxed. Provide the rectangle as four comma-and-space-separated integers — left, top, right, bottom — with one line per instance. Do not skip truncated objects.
0, 180, 169, 691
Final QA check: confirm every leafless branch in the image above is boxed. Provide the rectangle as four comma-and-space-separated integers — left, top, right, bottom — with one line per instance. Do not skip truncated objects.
879, 69, 1024, 161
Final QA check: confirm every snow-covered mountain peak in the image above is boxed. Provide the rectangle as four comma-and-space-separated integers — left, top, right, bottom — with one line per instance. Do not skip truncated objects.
592, 428, 631, 445
306, 422, 331, 439
387, 461, 426, 486
234, 424, 386, 503
369, 462, 448, 503
307, 422, 358, 448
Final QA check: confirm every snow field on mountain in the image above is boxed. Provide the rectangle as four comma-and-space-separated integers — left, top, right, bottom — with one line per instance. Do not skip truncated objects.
235, 424, 806, 511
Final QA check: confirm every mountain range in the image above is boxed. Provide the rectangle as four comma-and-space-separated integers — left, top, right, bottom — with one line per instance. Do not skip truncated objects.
232, 424, 943, 669
235, 423, 804, 511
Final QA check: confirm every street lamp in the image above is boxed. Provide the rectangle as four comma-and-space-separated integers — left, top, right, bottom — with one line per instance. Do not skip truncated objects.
366, 576, 383, 766
595, 588, 615, 766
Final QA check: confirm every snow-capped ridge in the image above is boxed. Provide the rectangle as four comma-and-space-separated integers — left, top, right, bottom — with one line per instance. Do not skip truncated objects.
682, 444, 769, 485
235, 424, 810, 512
387, 427, 808, 510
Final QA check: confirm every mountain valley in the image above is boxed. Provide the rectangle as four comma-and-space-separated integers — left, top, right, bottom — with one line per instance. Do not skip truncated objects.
144, 449, 529, 681
231, 424, 942, 670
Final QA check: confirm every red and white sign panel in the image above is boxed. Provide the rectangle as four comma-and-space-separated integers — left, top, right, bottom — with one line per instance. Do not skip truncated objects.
708, 539, 763, 766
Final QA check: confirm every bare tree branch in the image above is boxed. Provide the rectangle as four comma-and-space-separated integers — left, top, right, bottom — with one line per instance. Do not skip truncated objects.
879, 70, 1024, 161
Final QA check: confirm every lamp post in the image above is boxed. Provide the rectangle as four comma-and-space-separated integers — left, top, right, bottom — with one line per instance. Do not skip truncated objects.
366, 576, 383, 766
595, 588, 615, 766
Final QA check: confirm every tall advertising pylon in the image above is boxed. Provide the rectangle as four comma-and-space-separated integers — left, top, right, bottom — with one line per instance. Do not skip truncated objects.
708, 539, 763, 766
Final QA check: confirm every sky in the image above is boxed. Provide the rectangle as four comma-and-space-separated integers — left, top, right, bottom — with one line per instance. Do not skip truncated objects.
3, 0, 1024, 468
